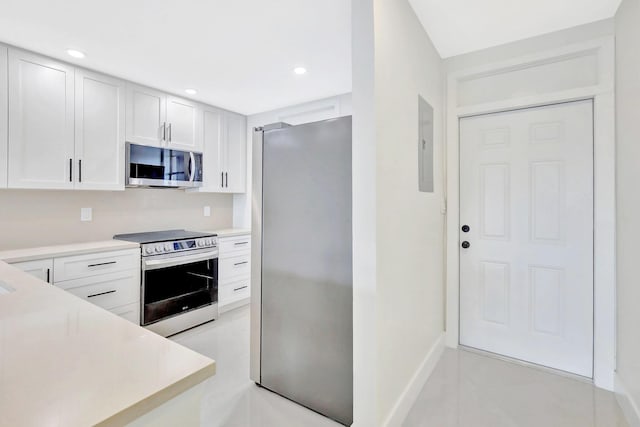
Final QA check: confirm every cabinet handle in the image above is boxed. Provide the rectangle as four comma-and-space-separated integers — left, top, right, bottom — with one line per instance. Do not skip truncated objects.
221, 172, 224, 187
168, 123, 172, 142
46, 268, 50, 284
234, 242, 248, 246
162, 122, 166, 142
225, 172, 228, 188
233, 285, 248, 292
87, 261, 117, 268
78, 159, 82, 183
234, 261, 248, 266
87, 290, 116, 298
69, 158, 73, 182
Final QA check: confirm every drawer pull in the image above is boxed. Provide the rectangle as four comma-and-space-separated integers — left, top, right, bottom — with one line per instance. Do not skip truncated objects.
233, 285, 248, 292
234, 261, 249, 266
87, 261, 117, 268
87, 290, 116, 298
234, 242, 249, 246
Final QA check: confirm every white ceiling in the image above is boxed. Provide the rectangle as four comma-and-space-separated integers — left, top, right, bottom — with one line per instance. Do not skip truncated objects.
0, 0, 351, 115
408, 0, 622, 58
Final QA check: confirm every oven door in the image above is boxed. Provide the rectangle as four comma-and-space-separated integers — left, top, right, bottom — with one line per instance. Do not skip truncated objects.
141, 250, 218, 326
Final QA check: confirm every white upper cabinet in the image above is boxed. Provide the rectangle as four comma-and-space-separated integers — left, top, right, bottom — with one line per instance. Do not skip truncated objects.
75, 69, 125, 190
0, 46, 7, 188
224, 112, 247, 193
125, 84, 166, 147
194, 109, 246, 193
166, 96, 202, 151
8, 49, 75, 189
201, 107, 224, 191
126, 84, 202, 151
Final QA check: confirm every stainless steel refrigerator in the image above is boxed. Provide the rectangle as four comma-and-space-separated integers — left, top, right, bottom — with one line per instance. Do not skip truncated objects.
250, 117, 353, 426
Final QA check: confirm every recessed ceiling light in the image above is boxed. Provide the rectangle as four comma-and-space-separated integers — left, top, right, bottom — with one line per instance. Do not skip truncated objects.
293, 67, 307, 75
66, 49, 86, 59
185, 88, 198, 95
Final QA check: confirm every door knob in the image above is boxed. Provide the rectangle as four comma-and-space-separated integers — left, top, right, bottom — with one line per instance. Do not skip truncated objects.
461, 241, 470, 249
461, 225, 470, 232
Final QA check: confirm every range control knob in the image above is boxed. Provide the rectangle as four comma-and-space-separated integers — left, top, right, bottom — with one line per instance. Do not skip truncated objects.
206, 238, 212, 246
155, 245, 163, 253
145, 246, 154, 255
164, 243, 172, 252
198, 240, 205, 247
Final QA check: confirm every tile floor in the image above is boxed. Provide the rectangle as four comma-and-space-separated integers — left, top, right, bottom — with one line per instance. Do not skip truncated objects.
404, 348, 628, 427
171, 305, 340, 427
173, 305, 628, 427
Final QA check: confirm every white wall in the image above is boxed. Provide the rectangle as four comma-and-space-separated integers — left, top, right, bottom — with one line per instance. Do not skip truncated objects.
445, 18, 614, 72
232, 94, 352, 229
615, 0, 640, 423
0, 189, 233, 249
374, 0, 446, 424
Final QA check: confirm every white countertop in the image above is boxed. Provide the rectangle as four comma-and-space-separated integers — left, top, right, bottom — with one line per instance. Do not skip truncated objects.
0, 240, 140, 263
210, 228, 251, 238
0, 229, 250, 263
0, 260, 215, 426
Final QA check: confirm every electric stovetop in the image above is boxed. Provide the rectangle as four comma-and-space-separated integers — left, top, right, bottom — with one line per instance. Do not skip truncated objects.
113, 229, 216, 244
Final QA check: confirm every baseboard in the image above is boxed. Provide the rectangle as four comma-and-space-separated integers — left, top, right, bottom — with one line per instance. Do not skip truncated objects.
382, 332, 446, 427
615, 373, 640, 427
219, 297, 250, 314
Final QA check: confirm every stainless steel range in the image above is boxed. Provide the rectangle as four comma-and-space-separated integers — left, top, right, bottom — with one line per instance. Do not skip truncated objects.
114, 230, 218, 337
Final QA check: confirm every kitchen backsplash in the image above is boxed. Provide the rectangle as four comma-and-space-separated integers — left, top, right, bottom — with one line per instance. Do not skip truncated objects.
0, 189, 233, 250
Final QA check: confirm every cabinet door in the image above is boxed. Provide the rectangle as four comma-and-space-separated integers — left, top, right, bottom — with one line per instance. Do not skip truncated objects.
8, 49, 75, 189
201, 107, 224, 191
166, 96, 202, 151
125, 84, 166, 147
11, 259, 53, 284
0, 46, 7, 188
75, 69, 125, 190
224, 112, 247, 193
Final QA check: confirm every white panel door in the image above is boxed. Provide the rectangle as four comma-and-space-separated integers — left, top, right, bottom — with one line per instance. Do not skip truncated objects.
459, 100, 594, 377
125, 84, 166, 147
75, 69, 125, 190
166, 96, 201, 152
8, 49, 75, 189
0, 46, 7, 188
224, 111, 247, 193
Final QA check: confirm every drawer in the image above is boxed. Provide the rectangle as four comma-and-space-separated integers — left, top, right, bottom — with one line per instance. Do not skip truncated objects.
219, 279, 250, 306
219, 235, 251, 257
56, 270, 140, 311
219, 253, 250, 281
54, 249, 140, 282
111, 302, 140, 325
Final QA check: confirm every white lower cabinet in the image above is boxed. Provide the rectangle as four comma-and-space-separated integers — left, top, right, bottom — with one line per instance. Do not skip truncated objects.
218, 234, 251, 313
220, 279, 250, 305
110, 302, 140, 324
11, 258, 53, 284
56, 270, 139, 312
10, 248, 141, 324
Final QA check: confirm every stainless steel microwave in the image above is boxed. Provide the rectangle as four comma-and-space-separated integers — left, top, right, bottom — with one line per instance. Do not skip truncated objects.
126, 143, 203, 188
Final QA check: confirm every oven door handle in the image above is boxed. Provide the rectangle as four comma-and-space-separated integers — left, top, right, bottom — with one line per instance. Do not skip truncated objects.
142, 251, 217, 271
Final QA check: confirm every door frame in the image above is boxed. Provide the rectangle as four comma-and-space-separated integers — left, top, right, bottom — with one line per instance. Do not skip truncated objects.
444, 37, 616, 390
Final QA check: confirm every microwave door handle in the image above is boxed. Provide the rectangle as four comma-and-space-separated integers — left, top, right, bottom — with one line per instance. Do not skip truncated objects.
189, 152, 195, 182
142, 251, 217, 271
